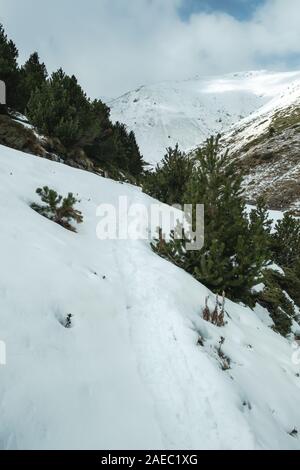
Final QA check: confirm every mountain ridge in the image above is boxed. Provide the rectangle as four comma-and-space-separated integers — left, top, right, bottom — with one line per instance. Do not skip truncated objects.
109, 70, 300, 166
221, 78, 300, 211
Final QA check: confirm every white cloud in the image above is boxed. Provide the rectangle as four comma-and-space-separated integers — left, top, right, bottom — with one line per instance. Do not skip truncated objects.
0, 0, 299, 97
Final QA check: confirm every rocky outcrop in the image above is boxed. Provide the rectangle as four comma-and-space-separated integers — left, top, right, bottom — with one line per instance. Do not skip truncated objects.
0, 113, 107, 176
0, 114, 47, 157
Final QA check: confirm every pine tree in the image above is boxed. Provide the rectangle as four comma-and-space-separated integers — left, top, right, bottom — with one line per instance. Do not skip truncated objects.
272, 212, 300, 268
27, 70, 145, 179
34, 186, 62, 218
249, 197, 272, 264
18, 52, 47, 113
0, 23, 21, 110
280, 260, 300, 309
152, 136, 271, 304
127, 130, 145, 179
90, 121, 146, 179
54, 192, 83, 230
27, 69, 107, 149
0, 23, 145, 180
185, 135, 269, 302
31, 186, 83, 232
257, 269, 295, 336
143, 145, 194, 205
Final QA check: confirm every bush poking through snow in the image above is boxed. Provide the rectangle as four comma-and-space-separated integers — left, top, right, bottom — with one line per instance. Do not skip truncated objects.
64, 314, 73, 329
217, 337, 231, 371
31, 186, 83, 232
57, 313, 73, 329
202, 297, 211, 323
202, 293, 226, 327
289, 428, 298, 438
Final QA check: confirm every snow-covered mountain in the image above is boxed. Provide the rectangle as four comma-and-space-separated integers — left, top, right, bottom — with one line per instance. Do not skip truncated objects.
221, 78, 300, 212
109, 70, 300, 165
1, 144, 300, 449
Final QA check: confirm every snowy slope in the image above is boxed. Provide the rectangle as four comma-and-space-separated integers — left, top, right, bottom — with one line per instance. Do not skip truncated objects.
221, 78, 300, 210
1, 145, 300, 449
224, 78, 300, 154
109, 71, 300, 165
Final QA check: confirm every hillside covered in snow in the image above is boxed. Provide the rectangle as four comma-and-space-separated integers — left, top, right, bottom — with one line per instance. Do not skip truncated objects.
1, 144, 300, 450
109, 70, 300, 165
221, 77, 300, 211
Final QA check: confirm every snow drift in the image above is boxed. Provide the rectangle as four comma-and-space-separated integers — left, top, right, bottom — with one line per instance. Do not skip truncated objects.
0, 145, 300, 449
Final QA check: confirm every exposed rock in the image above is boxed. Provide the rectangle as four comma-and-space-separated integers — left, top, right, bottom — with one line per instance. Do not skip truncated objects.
0, 115, 47, 157
0, 114, 104, 176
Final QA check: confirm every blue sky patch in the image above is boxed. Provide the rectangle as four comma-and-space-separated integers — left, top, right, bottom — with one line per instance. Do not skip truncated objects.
179, 0, 265, 21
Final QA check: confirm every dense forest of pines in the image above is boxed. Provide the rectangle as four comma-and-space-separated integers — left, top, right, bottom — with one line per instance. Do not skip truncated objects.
0, 23, 145, 180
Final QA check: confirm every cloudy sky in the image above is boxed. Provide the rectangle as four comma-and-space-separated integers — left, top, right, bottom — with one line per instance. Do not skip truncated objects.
0, 0, 300, 98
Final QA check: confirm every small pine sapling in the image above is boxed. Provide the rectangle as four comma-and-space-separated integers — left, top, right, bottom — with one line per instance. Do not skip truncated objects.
53, 192, 83, 231
31, 186, 83, 232
31, 186, 62, 219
